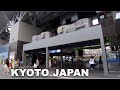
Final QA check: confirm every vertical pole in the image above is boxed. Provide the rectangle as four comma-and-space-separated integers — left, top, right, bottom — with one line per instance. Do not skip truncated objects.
100, 36, 109, 75
46, 47, 49, 68
60, 49, 63, 68
112, 11, 117, 23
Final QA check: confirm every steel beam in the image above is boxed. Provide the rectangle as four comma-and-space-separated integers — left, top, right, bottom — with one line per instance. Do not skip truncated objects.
0, 25, 7, 35
46, 47, 49, 68
1, 11, 10, 22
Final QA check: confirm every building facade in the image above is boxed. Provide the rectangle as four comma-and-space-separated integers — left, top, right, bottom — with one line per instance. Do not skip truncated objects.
1, 11, 120, 75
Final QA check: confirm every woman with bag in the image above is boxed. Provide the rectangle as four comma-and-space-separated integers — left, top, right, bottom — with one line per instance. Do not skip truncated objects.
89, 56, 95, 71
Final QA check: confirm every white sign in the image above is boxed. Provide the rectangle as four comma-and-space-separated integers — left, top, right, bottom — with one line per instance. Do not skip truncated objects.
57, 18, 91, 34
11, 69, 89, 77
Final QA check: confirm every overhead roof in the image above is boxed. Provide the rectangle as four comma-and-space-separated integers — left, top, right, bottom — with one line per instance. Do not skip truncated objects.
0, 11, 16, 34
0, 11, 97, 41
21, 11, 97, 27
0, 11, 17, 41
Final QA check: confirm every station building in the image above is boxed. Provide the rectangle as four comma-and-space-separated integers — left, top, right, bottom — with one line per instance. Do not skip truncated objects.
0, 11, 120, 75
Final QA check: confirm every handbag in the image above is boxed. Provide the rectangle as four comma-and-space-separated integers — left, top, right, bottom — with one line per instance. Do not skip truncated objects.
34, 63, 37, 68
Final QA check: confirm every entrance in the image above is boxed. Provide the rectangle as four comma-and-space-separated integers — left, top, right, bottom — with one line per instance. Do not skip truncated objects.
47, 39, 104, 75
26, 49, 46, 67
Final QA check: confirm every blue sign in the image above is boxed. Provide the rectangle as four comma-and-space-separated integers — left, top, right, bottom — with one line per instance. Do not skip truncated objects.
49, 49, 61, 53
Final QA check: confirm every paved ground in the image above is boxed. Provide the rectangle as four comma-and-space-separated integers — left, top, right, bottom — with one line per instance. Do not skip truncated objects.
0, 65, 12, 79
0, 65, 120, 79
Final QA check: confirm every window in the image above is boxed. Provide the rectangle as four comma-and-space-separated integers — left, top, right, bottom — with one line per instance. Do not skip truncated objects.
92, 18, 99, 25
116, 12, 120, 19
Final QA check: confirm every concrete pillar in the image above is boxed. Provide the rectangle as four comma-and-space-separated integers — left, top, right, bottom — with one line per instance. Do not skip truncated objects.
46, 47, 49, 68
22, 51, 26, 66
60, 49, 63, 68
112, 11, 117, 23
100, 37, 109, 75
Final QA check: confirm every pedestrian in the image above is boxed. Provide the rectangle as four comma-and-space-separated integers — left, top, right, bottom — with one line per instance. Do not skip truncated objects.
17, 58, 20, 66
54, 58, 57, 68
99, 56, 103, 69
71, 56, 74, 66
49, 57, 52, 68
36, 59, 39, 68
14, 59, 19, 69
33, 62, 37, 69
51, 57, 54, 67
20, 60, 23, 67
89, 56, 95, 71
4, 59, 9, 73
12, 59, 15, 68
9, 59, 12, 69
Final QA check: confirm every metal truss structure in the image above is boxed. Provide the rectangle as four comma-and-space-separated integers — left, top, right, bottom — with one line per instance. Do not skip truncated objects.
0, 11, 27, 41
0, 11, 99, 41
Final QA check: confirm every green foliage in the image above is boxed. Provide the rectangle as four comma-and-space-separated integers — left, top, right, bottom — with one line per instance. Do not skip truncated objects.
104, 37, 110, 43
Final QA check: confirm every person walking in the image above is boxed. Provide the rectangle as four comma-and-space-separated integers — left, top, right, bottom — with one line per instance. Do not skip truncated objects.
54, 58, 58, 68
12, 59, 15, 68
98, 56, 103, 70
71, 56, 74, 66
4, 59, 9, 73
36, 59, 39, 68
14, 59, 19, 69
20, 60, 23, 67
9, 59, 12, 69
89, 56, 95, 71
49, 57, 52, 68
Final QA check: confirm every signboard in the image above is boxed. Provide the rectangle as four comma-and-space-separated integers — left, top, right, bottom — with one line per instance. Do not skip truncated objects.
49, 49, 61, 53
57, 18, 91, 34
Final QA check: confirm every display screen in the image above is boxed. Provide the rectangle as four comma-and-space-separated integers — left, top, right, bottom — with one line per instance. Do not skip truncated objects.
49, 49, 61, 53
